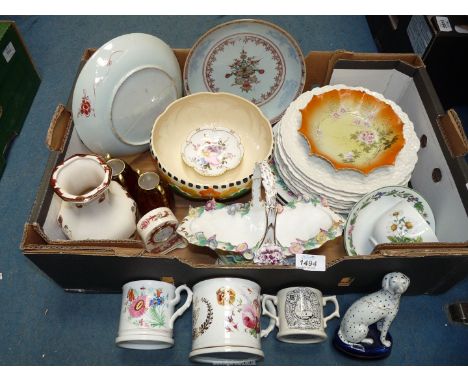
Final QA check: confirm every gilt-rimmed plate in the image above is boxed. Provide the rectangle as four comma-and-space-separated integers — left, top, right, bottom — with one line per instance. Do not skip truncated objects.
184, 19, 306, 124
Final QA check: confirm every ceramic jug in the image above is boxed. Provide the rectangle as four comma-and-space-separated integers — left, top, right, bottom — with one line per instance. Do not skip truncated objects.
50, 154, 137, 240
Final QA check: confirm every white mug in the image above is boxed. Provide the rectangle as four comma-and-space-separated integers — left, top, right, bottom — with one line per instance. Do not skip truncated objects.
262, 287, 340, 343
137, 207, 187, 253
189, 277, 268, 364
370, 200, 438, 247
116, 280, 192, 350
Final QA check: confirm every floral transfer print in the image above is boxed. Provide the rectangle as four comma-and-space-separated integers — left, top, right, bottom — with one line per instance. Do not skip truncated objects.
300, 88, 405, 174
123, 287, 169, 328
216, 287, 236, 305
386, 211, 422, 243
326, 107, 400, 165
77, 90, 94, 118
225, 49, 265, 93
204, 34, 285, 106
216, 286, 261, 338
189, 138, 235, 172
346, 189, 431, 256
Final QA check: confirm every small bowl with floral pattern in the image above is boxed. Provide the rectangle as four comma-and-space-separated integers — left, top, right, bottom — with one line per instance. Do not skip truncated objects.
181, 127, 244, 177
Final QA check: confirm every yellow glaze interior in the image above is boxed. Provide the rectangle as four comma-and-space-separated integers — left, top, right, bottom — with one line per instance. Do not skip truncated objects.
151, 92, 273, 192
299, 89, 405, 174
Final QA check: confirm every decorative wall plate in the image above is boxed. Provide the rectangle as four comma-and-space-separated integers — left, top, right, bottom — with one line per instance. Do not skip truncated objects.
184, 19, 306, 124
344, 186, 436, 256
181, 127, 244, 177
72, 33, 182, 156
151, 92, 272, 201
299, 88, 405, 174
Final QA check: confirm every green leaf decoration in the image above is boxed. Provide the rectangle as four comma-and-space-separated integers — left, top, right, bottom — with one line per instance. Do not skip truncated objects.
149, 306, 166, 327
387, 235, 423, 244
414, 201, 424, 214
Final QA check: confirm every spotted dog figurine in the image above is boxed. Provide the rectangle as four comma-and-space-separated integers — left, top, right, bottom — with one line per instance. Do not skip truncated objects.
338, 272, 410, 347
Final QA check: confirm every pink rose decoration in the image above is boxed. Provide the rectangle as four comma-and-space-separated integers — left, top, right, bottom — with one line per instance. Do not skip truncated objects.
357, 130, 377, 145
204, 199, 217, 211
235, 242, 248, 253
289, 242, 304, 255
242, 304, 260, 332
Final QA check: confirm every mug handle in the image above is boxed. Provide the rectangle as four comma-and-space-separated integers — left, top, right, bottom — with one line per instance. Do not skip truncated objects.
261, 294, 279, 338
322, 296, 340, 328
168, 284, 193, 329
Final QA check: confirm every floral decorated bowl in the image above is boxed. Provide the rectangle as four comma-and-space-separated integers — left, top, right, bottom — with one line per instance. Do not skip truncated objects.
151, 92, 273, 200
176, 197, 345, 264
299, 87, 406, 175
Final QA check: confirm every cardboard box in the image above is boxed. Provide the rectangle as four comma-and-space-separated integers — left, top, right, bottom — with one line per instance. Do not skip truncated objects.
0, 21, 41, 178
367, 15, 468, 110
21, 49, 468, 295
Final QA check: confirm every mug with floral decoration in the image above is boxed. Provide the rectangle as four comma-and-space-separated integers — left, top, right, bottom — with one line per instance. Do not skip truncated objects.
116, 280, 192, 350
189, 277, 272, 365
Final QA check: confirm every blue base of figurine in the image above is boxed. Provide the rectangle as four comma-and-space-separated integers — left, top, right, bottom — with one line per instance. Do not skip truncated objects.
333, 324, 392, 360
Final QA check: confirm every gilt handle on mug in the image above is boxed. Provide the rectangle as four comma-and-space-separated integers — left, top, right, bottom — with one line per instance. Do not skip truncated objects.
168, 284, 193, 329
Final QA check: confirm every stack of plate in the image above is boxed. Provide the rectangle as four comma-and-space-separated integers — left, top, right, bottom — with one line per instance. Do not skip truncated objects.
274, 85, 420, 214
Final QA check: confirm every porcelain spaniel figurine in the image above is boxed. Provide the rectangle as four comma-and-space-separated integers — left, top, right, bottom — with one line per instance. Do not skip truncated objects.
338, 272, 410, 348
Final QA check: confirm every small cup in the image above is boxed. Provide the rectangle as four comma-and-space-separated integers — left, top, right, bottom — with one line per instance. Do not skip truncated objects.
136, 172, 174, 215
262, 287, 340, 344
116, 280, 192, 350
370, 200, 438, 247
107, 157, 139, 199
137, 207, 187, 252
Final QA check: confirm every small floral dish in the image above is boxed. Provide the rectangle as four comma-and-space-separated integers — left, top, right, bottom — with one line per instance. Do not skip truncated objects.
344, 186, 437, 256
299, 88, 406, 175
181, 127, 244, 177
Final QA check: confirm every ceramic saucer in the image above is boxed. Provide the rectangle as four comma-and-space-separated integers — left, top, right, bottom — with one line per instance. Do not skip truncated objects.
181, 127, 244, 177
184, 19, 306, 124
344, 186, 436, 256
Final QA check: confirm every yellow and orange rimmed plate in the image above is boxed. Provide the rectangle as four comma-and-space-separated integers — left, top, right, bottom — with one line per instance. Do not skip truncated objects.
299, 88, 405, 174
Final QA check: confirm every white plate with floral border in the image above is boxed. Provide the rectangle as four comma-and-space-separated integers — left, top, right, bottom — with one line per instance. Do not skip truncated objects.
181, 126, 244, 177
344, 186, 436, 256
184, 19, 306, 124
